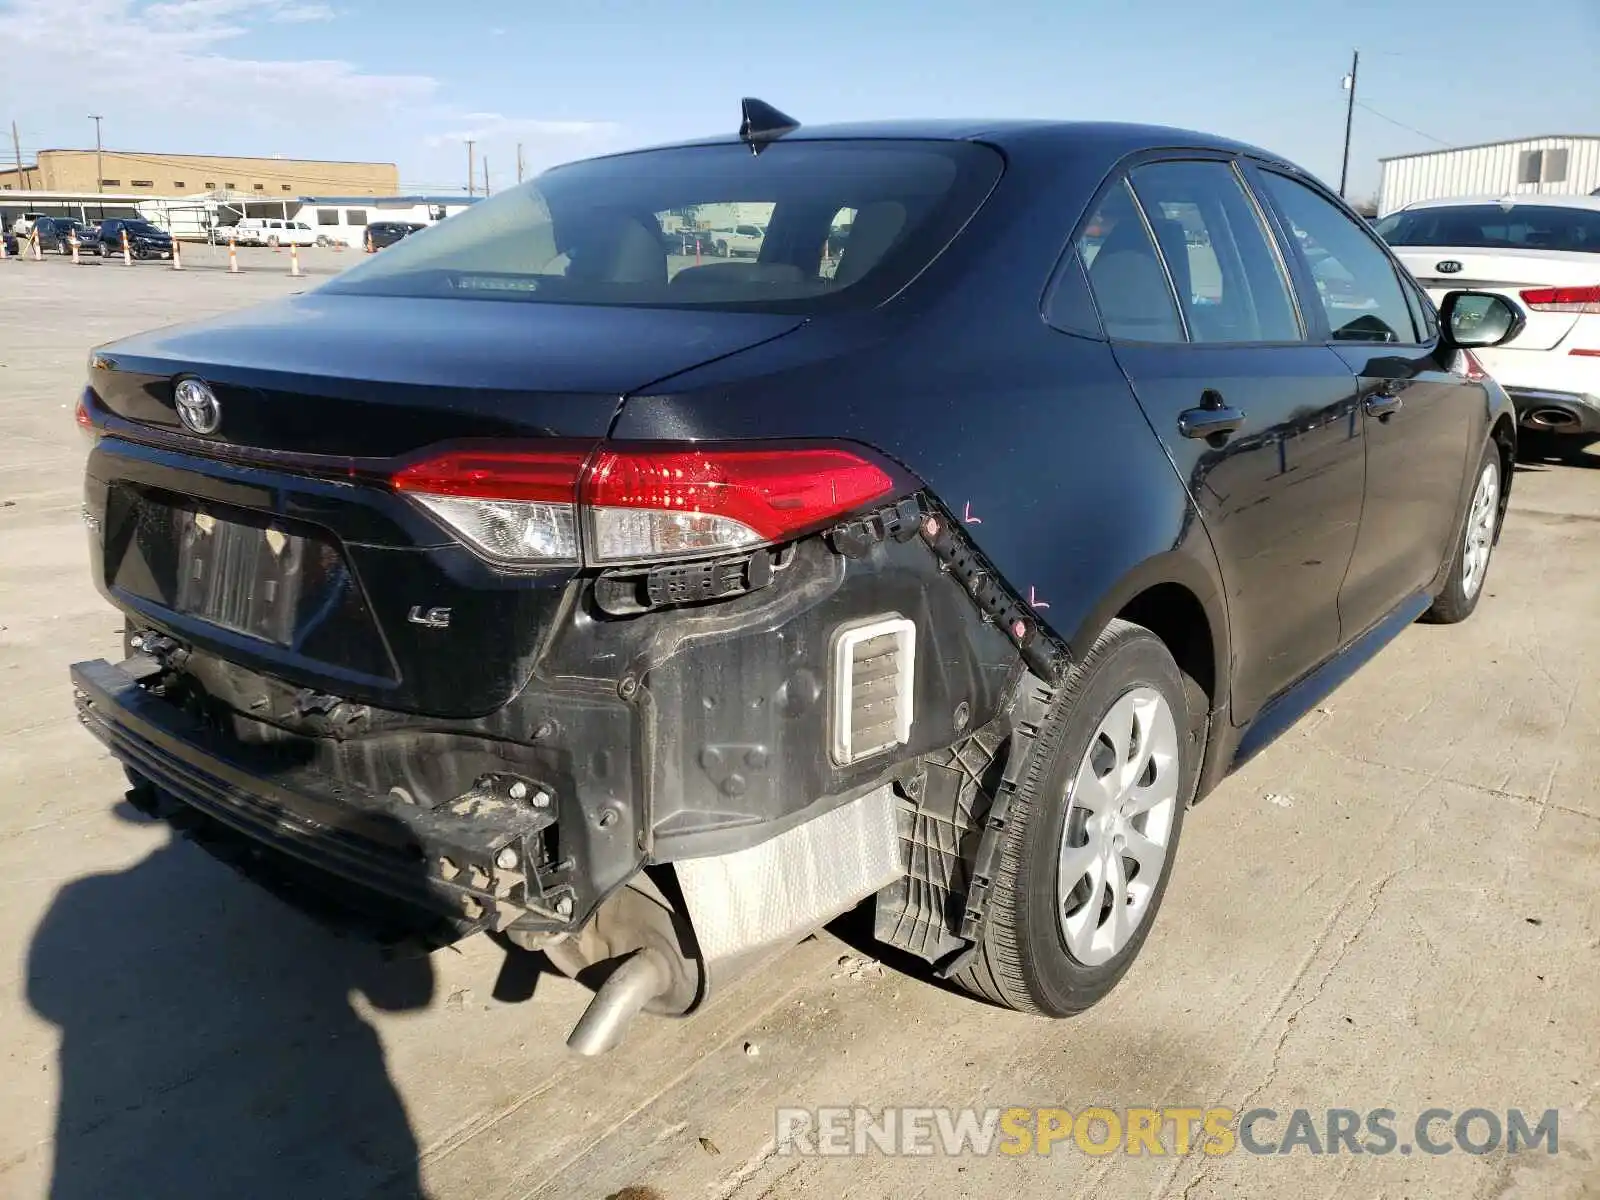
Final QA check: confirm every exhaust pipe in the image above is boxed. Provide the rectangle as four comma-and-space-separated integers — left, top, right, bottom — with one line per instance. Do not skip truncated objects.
566, 947, 672, 1056
1526, 407, 1579, 430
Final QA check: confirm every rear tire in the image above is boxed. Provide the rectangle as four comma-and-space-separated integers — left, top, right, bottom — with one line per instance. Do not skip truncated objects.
1424, 441, 1502, 624
951, 620, 1198, 1016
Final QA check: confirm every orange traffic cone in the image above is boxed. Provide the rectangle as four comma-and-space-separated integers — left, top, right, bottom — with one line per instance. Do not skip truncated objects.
121, 228, 133, 266
228, 237, 239, 274
172, 238, 184, 270
289, 240, 302, 277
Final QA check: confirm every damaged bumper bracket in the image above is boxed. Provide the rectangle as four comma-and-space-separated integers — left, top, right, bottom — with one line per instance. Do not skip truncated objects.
70, 656, 561, 940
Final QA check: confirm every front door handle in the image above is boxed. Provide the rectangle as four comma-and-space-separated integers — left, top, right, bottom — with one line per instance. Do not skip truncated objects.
1178, 403, 1246, 440
1364, 389, 1403, 419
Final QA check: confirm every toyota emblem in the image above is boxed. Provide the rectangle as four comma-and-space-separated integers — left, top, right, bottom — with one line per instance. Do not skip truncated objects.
174, 378, 221, 434
1436, 260, 1463, 274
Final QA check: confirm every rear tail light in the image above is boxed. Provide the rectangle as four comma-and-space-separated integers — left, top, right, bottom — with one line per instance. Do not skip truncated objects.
74, 394, 98, 442
391, 445, 590, 565
1460, 349, 1490, 382
1518, 285, 1600, 314
584, 446, 895, 564
390, 442, 898, 567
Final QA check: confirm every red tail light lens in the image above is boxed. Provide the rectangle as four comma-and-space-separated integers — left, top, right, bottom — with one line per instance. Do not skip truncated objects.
583, 446, 896, 563
74, 394, 98, 441
391, 441, 898, 566
390, 445, 591, 503
1519, 285, 1600, 314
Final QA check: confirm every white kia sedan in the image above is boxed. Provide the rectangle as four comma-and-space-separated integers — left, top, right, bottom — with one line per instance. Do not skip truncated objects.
1376, 195, 1600, 455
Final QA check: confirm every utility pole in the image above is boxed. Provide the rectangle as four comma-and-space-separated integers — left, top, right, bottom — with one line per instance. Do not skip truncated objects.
89, 114, 104, 193
11, 120, 24, 190
516, 142, 524, 184
466, 139, 476, 197
483, 157, 490, 197
1338, 49, 1359, 199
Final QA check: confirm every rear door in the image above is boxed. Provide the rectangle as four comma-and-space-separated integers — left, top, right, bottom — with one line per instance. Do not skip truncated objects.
1083, 157, 1368, 722
1258, 171, 1478, 635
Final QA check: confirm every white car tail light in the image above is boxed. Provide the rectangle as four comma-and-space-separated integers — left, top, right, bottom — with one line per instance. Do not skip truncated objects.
1519, 285, 1600, 314
390, 441, 898, 567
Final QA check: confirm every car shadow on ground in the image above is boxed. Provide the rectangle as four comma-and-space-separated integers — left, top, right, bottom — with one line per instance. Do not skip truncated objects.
25, 794, 439, 1200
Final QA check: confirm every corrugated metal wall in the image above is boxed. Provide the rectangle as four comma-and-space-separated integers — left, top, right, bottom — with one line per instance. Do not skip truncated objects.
1378, 137, 1600, 214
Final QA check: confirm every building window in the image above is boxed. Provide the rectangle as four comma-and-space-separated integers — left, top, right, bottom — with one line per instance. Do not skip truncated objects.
280, 184, 292, 192
101, 179, 120, 187
345, 210, 368, 226
131, 180, 154, 188
1518, 149, 1570, 186
253, 183, 265, 191
225, 182, 235, 189
173, 181, 186, 189
204, 181, 216, 188
316, 208, 340, 225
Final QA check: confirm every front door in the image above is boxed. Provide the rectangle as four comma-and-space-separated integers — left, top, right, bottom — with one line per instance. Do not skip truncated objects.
1254, 170, 1477, 637
1081, 160, 1368, 723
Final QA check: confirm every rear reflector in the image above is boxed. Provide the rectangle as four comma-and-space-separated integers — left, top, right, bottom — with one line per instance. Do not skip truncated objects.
1461, 349, 1490, 382
391, 441, 897, 567
1519, 285, 1600, 314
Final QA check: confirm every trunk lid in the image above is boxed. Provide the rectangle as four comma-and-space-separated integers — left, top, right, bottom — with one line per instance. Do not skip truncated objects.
87, 294, 805, 713
1393, 247, 1595, 351
90, 292, 806, 455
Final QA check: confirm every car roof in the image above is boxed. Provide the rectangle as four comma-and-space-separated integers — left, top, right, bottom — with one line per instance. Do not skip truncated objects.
1395, 193, 1600, 213
580, 118, 1292, 169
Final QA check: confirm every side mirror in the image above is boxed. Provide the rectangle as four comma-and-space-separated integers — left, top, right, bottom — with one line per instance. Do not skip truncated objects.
1438, 290, 1525, 349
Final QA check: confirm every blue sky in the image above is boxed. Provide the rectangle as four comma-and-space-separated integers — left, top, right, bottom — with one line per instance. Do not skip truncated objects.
4, 0, 1597, 201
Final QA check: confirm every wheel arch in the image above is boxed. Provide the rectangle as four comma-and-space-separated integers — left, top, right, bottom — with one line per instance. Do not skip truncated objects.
1490, 412, 1516, 524
1063, 551, 1229, 716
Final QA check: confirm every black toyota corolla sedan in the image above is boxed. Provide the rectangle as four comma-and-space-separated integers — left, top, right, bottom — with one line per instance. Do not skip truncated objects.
71, 102, 1520, 1053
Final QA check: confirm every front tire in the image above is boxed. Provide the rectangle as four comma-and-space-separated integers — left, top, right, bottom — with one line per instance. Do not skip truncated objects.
1424, 441, 1502, 624
952, 619, 1198, 1016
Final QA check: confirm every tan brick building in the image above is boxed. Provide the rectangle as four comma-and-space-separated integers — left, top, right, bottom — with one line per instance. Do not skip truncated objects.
0, 150, 397, 197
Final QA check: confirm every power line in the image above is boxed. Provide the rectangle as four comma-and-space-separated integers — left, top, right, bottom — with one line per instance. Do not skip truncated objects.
1353, 101, 1451, 147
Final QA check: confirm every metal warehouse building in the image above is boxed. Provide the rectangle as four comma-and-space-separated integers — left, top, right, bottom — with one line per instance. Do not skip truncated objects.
1378, 135, 1600, 215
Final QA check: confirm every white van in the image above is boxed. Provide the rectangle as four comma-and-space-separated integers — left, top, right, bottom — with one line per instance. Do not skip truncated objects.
230, 218, 317, 248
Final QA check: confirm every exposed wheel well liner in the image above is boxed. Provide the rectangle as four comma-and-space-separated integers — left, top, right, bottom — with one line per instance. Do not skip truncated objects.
1114, 582, 1216, 707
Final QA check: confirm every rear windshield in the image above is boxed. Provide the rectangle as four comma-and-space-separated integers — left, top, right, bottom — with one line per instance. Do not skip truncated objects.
320, 139, 1003, 312
1374, 204, 1600, 253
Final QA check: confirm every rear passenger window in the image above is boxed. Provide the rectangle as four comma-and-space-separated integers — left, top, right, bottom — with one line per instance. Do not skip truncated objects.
1077, 180, 1184, 343
1128, 160, 1301, 343
1258, 172, 1416, 344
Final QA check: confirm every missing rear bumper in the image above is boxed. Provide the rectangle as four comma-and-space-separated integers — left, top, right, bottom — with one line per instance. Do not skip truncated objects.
71, 656, 568, 942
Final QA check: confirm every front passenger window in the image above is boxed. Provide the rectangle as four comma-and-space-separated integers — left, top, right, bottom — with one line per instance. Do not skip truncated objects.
1258, 172, 1416, 344
1077, 180, 1184, 343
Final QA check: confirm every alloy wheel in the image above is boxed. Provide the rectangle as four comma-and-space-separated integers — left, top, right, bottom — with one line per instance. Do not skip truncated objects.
1057, 686, 1180, 966
1460, 459, 1499, 599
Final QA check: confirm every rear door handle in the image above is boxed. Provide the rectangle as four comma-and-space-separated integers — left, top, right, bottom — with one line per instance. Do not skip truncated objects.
1178, 403, 1246, 440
